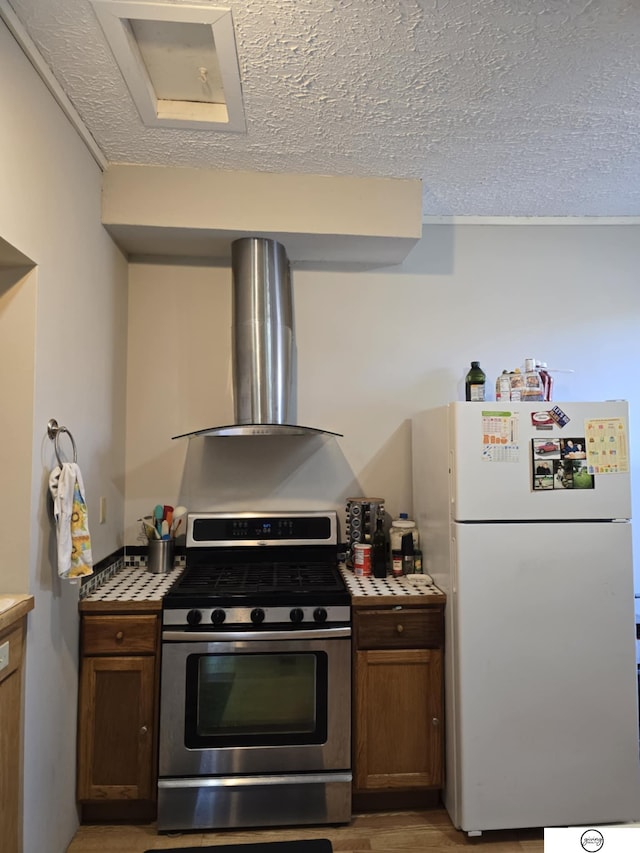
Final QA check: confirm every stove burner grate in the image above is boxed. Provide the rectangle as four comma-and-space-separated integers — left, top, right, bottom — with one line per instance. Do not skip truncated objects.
173, 561, 344, 596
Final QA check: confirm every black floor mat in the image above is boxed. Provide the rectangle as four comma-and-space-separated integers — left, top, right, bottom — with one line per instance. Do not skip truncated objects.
145, 840, 332, 853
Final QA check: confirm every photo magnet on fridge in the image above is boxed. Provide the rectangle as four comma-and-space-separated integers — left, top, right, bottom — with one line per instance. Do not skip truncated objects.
532, 439, 594, 491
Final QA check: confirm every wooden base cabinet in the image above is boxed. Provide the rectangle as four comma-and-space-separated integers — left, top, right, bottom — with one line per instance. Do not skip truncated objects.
77, 612, 159, 822
352, 603, 444, 807
0, 599, 34, 853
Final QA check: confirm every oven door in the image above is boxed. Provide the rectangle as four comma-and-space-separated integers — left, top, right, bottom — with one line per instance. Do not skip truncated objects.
159, 627, 351, 777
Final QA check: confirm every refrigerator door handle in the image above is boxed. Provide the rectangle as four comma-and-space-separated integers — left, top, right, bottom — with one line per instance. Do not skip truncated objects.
449, 448, 456, 513
450, 524, 458, 594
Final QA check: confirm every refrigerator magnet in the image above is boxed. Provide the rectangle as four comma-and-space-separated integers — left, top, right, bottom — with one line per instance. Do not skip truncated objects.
549, 405, 570, 427
531, 411, 555, 429
531, 439, 594, 491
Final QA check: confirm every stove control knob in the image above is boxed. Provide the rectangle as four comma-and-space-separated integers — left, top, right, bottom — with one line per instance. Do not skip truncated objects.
186, 609, 202, 626
290, 608, 304, 624
251, 608, 265, 625
211, 609, 226, 625
313, 607, 328, 623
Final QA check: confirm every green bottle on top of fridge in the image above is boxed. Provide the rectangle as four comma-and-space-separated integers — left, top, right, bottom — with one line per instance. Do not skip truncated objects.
465, 361, 486, 401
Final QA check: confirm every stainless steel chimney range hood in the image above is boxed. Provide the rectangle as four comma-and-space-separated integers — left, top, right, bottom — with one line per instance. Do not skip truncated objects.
172, 237, 342, 440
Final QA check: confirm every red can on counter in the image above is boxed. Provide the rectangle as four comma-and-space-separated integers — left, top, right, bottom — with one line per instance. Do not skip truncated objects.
353, 543, 372, 577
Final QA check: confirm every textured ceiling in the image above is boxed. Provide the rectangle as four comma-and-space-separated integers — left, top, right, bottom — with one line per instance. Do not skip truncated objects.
6, 0, 640, 216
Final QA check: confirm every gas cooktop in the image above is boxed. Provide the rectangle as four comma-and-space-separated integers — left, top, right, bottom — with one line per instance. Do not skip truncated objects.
162, 511, 350, 626
170, 561, 347, 596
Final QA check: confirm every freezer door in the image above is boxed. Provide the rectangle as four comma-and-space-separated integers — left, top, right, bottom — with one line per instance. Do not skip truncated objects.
447, 520, 640, 832
449, 401, 631, 521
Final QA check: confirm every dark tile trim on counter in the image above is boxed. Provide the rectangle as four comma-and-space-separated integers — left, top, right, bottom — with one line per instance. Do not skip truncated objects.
79, 544, 186, 600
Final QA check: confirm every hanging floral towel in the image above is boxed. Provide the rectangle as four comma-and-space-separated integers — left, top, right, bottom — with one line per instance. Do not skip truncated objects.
49, 462, 94, 580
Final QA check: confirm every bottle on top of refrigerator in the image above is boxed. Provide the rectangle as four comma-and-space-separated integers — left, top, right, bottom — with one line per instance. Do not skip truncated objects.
390, 513, 419, 577
537, 362, 553, 401
509, 368, 523, 401
522, 358, 544, 402
495, 370, 511, 402
465, 361, 486, 401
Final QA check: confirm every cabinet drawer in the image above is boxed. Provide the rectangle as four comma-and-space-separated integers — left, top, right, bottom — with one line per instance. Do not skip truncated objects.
355, 607, 443, 650
0, 624, 23, 686
82, 615, 157, 655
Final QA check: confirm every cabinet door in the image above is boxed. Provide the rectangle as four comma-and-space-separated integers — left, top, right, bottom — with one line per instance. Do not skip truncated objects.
354, 648, 442, 791
0, 625, 24, 853
77, 656, 155, 801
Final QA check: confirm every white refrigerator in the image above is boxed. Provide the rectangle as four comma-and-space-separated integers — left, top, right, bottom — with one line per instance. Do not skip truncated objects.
412, 400, 640, 835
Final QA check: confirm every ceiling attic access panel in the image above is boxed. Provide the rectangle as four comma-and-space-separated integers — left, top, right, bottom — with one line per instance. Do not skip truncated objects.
91, 0, 246, 131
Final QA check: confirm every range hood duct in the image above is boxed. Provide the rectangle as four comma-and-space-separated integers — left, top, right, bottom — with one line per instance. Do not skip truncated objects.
173, 237, 341, 439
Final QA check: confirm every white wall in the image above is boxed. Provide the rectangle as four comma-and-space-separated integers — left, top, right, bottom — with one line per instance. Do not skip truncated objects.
0, 19, 128, 853
0, 265, 36, 591
125, 222, 640, 585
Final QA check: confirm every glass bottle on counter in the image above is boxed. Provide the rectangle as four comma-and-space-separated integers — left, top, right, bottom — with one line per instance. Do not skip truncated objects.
390, 513, 419, 577
401, 532, 415, 574
413, 546, 423, 574
372, 517, 387, 578
465, 361, 486, 401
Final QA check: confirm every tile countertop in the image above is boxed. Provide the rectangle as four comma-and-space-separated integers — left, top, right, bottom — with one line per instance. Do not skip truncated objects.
79, 565, 446, 611
341, 568, 446, 606
79, 566, 183, 612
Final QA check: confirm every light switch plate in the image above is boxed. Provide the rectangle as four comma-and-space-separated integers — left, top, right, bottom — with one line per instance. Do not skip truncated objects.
0, 640, 9, 672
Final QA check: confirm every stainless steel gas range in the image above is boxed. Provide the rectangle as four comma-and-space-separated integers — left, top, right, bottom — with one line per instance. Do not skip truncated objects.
157, 510, 352, 834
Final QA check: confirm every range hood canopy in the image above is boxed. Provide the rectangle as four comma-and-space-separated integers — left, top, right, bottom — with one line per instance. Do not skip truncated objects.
173, 237, 342, 439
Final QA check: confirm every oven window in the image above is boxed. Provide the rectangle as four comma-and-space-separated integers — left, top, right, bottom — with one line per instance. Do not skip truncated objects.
184, 652, 328, 748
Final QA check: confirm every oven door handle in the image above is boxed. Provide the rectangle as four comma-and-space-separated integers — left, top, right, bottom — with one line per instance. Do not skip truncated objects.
162, 626, 351, 642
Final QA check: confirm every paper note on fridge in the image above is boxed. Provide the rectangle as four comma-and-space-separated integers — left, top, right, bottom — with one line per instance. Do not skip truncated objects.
585, 417, 629, 474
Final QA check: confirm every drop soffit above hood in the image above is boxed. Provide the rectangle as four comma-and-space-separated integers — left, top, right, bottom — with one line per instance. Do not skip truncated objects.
101, 165, 423, 267
172, 236, 342, 440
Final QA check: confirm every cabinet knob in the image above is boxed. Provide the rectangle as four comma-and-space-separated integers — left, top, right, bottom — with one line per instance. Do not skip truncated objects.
115, 631, 124, 641
432, 717, 440, 727
140, 725, 148, 735
396, 623, 404, 633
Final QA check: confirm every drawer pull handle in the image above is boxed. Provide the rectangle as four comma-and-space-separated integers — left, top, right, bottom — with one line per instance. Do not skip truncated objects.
432, 717, 440, 727
396, 624, 404, 633
140, 725, 148, 735
115, 631, 124, 641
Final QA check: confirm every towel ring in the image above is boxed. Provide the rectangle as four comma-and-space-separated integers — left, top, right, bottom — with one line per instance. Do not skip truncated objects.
47, 419, 78, 466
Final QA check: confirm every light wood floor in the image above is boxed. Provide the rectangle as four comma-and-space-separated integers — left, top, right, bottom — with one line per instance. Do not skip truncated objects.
66, 809, 544, 852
